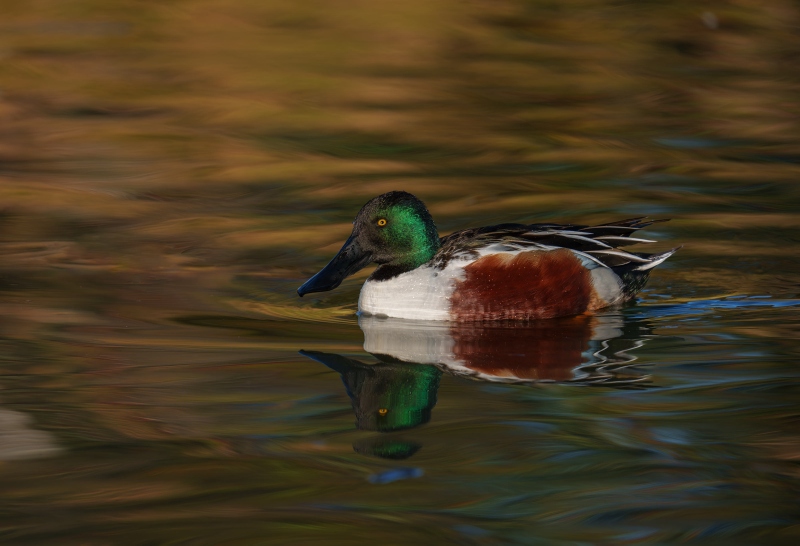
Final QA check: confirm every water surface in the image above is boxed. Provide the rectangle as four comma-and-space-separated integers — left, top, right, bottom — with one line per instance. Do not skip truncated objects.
1, 1, 799, 544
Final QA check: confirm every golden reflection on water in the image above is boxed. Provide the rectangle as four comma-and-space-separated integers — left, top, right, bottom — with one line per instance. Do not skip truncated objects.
0, 0, 799, 544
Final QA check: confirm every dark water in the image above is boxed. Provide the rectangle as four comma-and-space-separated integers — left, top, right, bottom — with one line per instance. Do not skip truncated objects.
1, 1, 800, 544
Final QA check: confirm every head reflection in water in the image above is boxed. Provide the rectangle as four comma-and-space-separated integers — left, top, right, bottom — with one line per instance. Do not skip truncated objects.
300, 350, 441, 459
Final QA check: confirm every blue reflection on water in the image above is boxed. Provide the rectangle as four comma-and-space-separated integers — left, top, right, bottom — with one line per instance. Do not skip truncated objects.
368, 467, 425, 484
630, 297, 800, 319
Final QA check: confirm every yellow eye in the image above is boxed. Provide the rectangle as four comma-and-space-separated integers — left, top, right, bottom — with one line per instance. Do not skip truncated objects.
377, 218, 387, 227
378, 408, 388, 416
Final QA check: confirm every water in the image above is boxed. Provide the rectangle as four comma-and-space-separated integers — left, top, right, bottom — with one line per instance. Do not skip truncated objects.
1, 1, 800, 544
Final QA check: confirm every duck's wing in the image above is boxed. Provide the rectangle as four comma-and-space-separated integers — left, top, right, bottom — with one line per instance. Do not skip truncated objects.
435, 218, 678, 271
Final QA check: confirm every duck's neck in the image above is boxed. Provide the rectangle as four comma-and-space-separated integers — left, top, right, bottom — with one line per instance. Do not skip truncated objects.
371, 231, 440, 282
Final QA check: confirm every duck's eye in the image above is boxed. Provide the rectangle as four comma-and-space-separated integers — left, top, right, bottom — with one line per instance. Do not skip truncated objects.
377, 218, 387, 227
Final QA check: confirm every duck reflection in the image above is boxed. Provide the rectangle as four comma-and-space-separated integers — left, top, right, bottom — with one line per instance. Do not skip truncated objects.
359, 313, 650, 385
303, 313, 651, 458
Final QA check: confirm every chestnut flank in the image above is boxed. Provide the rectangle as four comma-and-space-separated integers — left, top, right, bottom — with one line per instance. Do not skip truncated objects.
450, 249, 596, 321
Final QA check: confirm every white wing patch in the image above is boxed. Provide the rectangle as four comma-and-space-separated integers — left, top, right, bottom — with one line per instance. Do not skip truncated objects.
590, 267, 625, 306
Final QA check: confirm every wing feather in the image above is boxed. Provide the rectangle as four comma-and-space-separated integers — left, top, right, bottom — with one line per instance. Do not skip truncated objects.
434, 217, 675, 270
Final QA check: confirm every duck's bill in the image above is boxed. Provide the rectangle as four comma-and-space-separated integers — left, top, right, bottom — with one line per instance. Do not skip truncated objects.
297, 235, 372, 297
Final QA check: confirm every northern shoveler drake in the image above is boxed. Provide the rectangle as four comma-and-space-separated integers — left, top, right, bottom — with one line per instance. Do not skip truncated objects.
297, 191, 678, 321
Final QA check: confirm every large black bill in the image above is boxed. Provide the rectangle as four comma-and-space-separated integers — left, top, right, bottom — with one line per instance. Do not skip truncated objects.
297, 234, 372, 297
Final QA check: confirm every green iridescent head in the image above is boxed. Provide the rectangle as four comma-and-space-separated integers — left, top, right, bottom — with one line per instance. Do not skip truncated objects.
298, 191, 441, 296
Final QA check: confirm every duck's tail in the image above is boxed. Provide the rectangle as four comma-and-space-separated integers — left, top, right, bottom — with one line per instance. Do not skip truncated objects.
633, 246, 682, 271
613, 246, 681, 299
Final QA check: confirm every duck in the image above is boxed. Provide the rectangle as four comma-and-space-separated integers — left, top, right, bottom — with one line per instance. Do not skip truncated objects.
297, 191, 678, 321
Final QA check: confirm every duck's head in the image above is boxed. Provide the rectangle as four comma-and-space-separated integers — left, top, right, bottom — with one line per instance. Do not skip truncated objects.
297, 191, 440, 297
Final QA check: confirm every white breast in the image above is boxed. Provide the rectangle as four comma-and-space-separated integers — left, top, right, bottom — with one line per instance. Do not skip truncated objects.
358, 261, 466, 321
